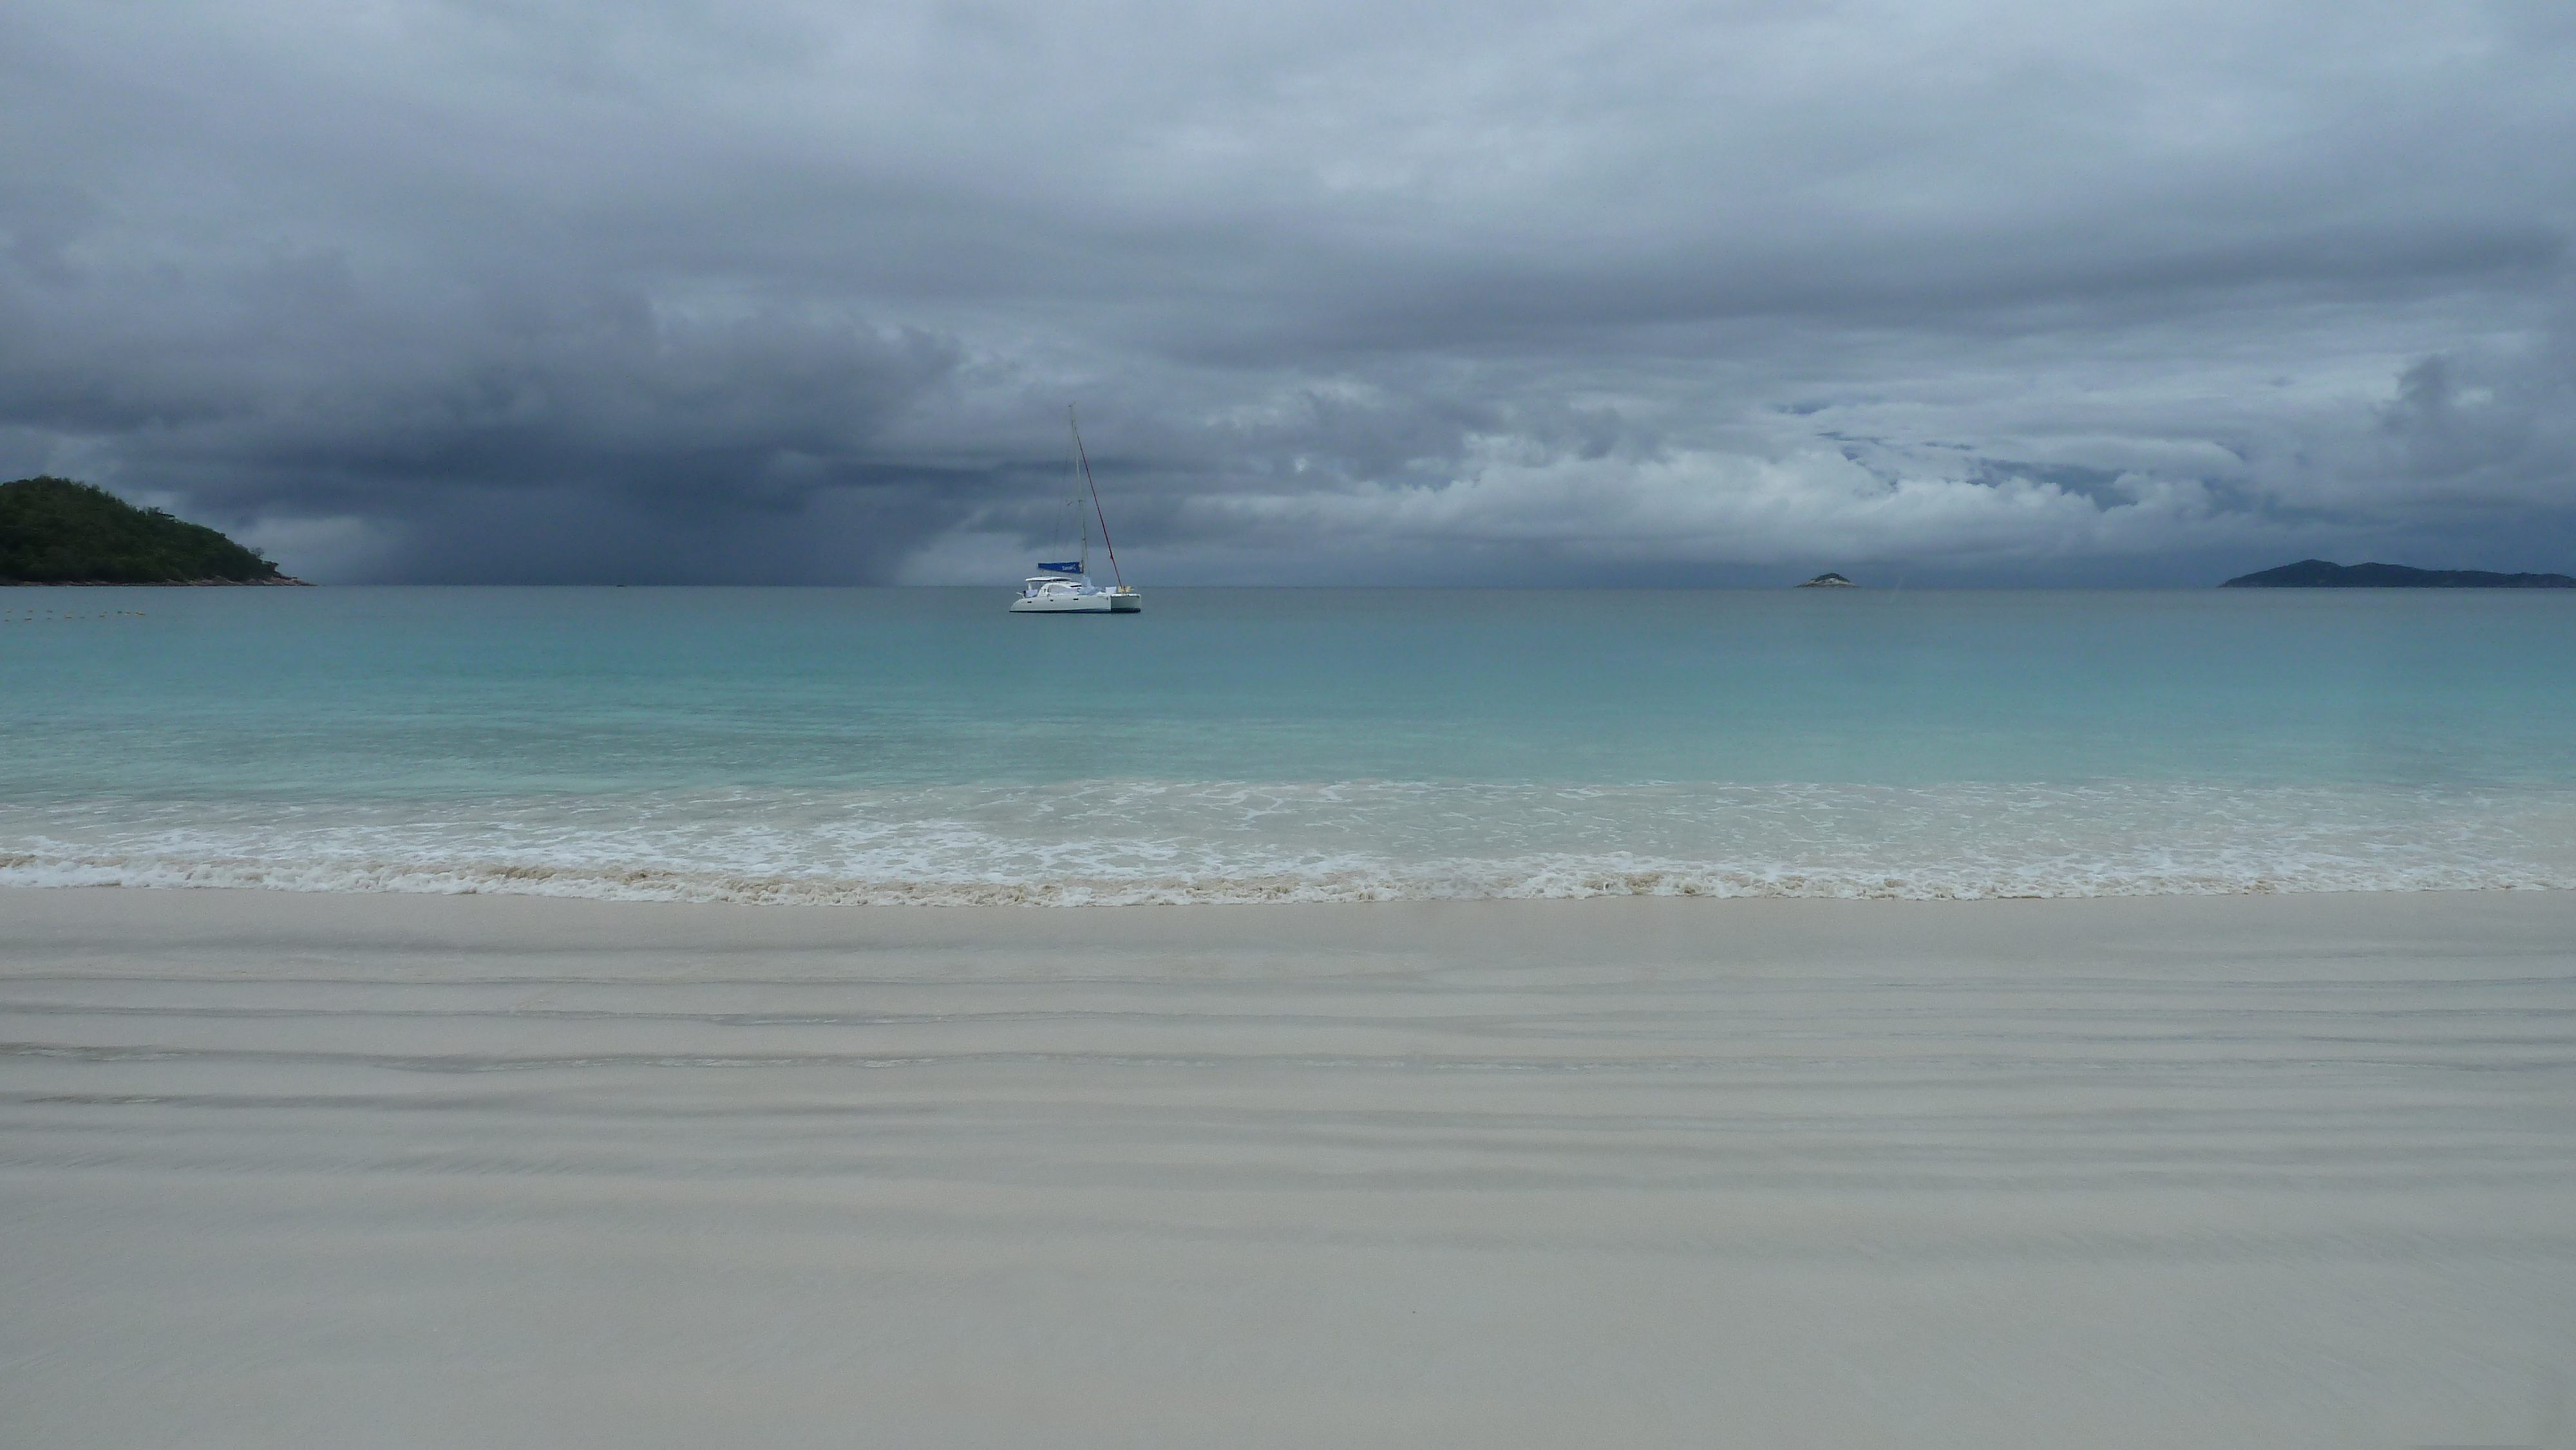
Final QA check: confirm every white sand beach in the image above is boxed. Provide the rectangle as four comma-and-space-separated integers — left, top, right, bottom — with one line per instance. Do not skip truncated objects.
5, 887, 2573, 1448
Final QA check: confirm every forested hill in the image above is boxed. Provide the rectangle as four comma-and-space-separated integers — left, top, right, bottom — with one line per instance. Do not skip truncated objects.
2222, 559, 2576, 588
1, 476, 298, 584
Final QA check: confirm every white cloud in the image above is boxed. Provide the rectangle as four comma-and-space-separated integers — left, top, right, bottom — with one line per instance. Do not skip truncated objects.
1184, 440, 2252, 569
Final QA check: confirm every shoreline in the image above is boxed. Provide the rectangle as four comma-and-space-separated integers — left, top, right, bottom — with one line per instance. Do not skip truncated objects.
10, 876, 2574, 969
10, 835, 2570, 905
2, 575, 311, 585
4, 872, 2572, 905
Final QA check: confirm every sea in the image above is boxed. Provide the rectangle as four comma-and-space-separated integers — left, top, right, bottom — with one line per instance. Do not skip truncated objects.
5, 585, 2574, 905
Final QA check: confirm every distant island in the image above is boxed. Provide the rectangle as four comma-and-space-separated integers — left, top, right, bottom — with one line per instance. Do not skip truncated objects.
1796, 572, 1855, 588
1, 476, 303, 585
2222, 560, 2574, 588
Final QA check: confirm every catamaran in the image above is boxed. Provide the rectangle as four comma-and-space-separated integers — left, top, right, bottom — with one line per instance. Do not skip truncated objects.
1011, 408, 1141, 614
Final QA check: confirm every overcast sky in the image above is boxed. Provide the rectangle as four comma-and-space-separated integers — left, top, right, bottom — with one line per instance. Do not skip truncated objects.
6, 0, 2573, 584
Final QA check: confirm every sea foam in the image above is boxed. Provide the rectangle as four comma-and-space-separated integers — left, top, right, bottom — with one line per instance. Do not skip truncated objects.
6, 778, 2569, 905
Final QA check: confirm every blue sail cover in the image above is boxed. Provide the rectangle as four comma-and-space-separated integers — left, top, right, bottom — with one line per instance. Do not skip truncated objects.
1037, 561, 1084, 575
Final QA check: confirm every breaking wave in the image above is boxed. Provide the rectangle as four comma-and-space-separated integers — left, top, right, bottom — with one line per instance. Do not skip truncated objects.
5, 778, 2571, 905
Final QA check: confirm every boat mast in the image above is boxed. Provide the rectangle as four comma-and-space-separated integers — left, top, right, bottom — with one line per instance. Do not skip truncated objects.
1068, 419, 1090, 576
1069, 405, 1124, 588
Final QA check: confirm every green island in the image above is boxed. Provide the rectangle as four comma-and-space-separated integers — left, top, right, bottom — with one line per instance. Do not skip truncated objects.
1, 476, 302, 585
2222, 559, 2575, 588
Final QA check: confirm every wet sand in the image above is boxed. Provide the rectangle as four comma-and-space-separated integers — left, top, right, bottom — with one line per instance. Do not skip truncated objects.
5, 887, 2573, 1447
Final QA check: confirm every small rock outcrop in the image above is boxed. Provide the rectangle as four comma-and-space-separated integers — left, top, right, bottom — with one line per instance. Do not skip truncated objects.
2221, 560, 2575, 588
1796, 572, 1856, 588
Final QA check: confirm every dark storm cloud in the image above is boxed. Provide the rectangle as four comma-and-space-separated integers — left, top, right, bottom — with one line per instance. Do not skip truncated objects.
4, 0, 2573, 583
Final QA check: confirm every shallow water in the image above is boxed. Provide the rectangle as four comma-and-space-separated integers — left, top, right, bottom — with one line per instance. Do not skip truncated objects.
6, 586, 2573, 901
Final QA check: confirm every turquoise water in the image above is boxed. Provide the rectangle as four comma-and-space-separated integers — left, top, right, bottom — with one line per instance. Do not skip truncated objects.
5, 587, 2573, 901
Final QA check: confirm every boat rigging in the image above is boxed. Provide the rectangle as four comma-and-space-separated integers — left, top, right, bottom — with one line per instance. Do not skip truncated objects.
1010, 406, 1142, 614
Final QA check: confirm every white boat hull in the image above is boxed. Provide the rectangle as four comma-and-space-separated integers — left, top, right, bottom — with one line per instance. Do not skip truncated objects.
1011, 576, 1142, 614
1010, 592, 1116, 613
